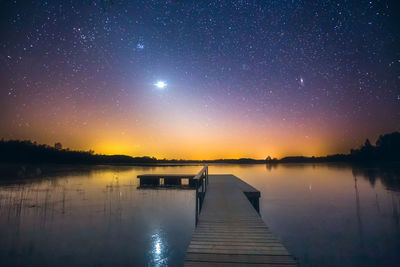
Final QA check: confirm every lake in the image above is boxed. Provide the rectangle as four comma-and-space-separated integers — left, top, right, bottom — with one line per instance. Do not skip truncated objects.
0, 163, 399, 266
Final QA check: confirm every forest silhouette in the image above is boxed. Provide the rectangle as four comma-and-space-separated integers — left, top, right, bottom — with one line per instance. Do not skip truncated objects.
0, 132, 399, 165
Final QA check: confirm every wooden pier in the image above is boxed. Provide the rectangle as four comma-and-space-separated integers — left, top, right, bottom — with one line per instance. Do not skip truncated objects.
137, 166, 297, 266
184, 172, 297, 266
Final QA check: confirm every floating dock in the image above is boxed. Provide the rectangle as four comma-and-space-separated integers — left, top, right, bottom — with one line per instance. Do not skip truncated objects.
184, 174, 297, 266
137, 174, 195, 186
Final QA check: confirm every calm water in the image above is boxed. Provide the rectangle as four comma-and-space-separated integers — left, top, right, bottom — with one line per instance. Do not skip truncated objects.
0, 163, 399, 266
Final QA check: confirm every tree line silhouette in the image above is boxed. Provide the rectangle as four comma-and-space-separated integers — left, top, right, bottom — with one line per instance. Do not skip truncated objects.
265, 132, 400, 163
0, 140, 158, 164
349, 132, 400, 162
0, 132, 399, 164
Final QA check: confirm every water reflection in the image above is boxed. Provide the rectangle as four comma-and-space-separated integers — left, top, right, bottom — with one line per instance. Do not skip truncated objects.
0, 165, 197, 266
353, 173, 364, 249
352, 164, 400, 192
0, 163, 399, 266
151, 230, 168, 266
352, 164, 400, 235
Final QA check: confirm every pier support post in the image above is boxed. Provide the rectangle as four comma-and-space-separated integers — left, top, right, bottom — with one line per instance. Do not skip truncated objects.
195, 179, 199, 225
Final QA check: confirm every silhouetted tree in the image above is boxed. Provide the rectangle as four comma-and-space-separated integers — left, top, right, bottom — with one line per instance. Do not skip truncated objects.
349, 132, 400, 162
54, 142, 62, 150
375, 132, 400, 160
364, 139, 372, 148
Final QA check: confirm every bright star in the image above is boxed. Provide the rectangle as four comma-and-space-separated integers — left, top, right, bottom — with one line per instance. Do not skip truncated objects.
154, 81, 167, 89
136, 43, 144, 50
300, 77, 304, 86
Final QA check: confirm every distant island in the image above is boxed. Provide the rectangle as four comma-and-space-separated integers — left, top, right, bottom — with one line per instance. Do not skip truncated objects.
0, 132, 399, 165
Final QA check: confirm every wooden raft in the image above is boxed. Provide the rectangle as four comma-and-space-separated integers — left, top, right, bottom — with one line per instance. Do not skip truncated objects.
184, 174, 297, 266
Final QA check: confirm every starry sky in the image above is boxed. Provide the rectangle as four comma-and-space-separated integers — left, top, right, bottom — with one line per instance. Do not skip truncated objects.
0, 0, 399, 159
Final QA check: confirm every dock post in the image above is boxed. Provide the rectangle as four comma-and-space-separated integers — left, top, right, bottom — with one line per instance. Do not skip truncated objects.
193, 165, 208, 226
195, 179, 198, 225
202, 174, 204, 193
206, 166, 209, 186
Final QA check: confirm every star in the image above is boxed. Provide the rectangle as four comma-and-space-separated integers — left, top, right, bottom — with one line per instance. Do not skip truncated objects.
300, 77, 304, 86
154, 81, 167, 89
136, 43, 144, 50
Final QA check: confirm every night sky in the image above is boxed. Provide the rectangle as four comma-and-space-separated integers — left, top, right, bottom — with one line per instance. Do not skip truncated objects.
0, 0, 399, 159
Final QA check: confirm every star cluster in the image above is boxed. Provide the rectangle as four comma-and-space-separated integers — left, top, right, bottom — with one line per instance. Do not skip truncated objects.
0, 0, 399, 159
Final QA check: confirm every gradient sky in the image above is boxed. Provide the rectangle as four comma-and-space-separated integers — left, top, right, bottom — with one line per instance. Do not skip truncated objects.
0, 0, 399, 159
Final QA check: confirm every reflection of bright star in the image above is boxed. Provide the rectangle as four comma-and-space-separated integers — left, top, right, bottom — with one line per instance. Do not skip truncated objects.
155, 81, 167, 89
155, 241, 161, 255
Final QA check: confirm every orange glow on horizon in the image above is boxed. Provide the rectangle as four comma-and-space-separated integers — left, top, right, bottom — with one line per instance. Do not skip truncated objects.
2, 118, 354, 160
1, 83, 392, 160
